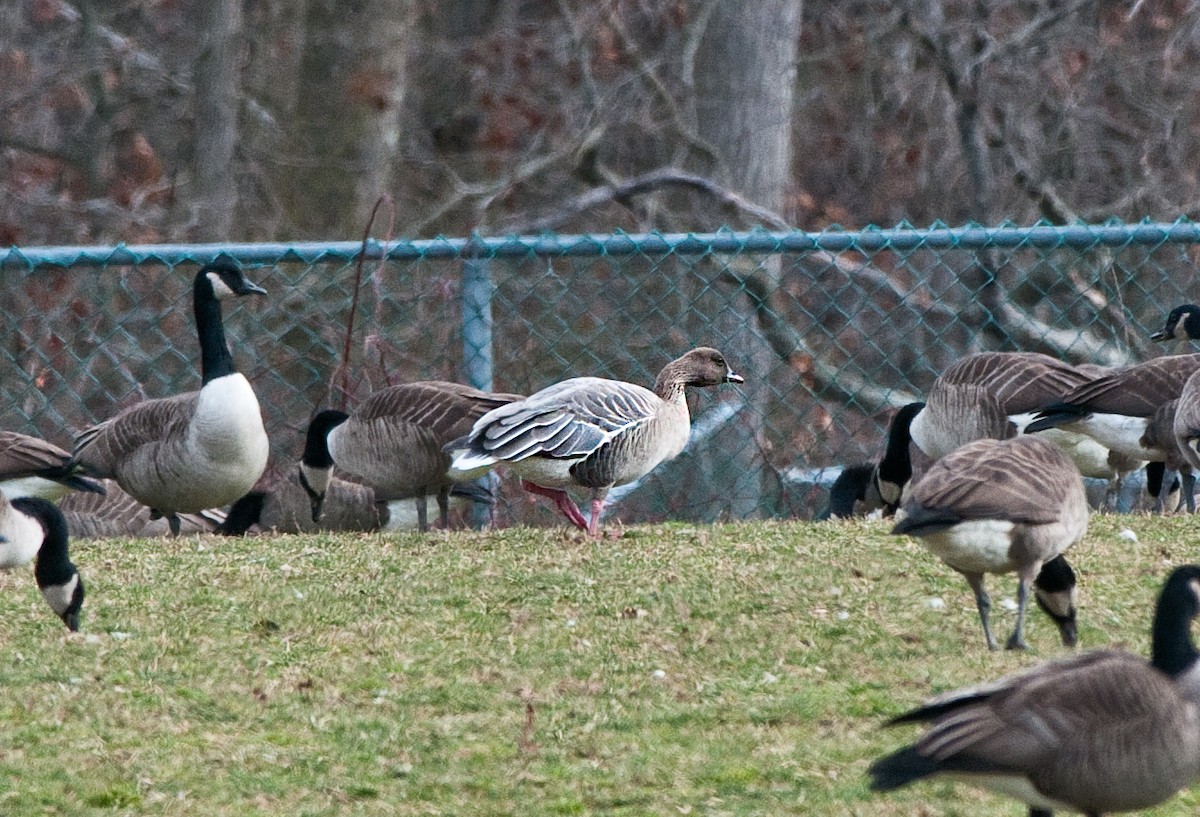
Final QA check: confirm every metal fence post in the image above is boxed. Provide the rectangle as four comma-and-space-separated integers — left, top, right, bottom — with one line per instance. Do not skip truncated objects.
462, 251, 496, 528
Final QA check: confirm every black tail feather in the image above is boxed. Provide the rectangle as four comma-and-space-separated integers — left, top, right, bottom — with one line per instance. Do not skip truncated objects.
867, 745, 942, 791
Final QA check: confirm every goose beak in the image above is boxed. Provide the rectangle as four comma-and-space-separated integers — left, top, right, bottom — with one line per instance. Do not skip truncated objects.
60, 609, 80, 632
309, 492, 325, 524
726, 370, 745, 384
238, 281, 268, 297
1150, 329, 1169, 342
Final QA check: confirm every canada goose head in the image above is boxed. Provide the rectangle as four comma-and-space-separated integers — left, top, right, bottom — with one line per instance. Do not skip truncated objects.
199, 258, 269, 301
12, 497, 84, 631
300, 409, 350, 521
1032, 554, 1078, 647
876, 401, 926, 507
1151, 305, 1200, 342
657, 347, 744, 391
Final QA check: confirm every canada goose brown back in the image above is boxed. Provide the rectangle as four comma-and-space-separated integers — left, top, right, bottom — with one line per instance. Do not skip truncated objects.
1044, 353, 1200, 417
72, 261, 269, 535
445, 347, 743, 537
326, 381, 520, 531
893, 435, 1088, 651
868, 564, 1200, 816
58, 478, 221, 538
935, 351, 1093, 413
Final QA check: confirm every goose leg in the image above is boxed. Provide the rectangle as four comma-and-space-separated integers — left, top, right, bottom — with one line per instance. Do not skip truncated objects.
1182, 468, 1196, 513
437, 486, 451, 528
586, 497, 605, 538
520, 480, 589, 530
963, 573, 998, 651
415, 494, 429, 532
1005, 569, 1035, 651
168, 512, 181, 537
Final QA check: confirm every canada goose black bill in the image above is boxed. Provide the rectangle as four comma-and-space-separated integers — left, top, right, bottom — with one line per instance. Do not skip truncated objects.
868, 564, 1200, 816
1, 497, 84, 631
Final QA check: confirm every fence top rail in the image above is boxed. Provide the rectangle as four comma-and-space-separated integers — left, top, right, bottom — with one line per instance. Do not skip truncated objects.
4, 221, 1200, 269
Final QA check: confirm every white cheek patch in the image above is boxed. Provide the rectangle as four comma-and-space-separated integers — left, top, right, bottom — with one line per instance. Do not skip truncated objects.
207, 271, 236, 299
1035, 587, 1075, 618
40, 574, 79, 616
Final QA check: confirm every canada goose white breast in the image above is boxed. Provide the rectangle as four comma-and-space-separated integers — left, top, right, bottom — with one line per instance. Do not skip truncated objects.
191, 373, 269, 466
0, 505, 46, 569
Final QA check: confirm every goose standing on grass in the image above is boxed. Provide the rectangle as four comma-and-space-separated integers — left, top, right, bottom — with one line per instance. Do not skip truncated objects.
1, 496, 84, 631
71, 260, 269, 536
218, 408, 495, 535
445, 347, 744, 537
312, 382, 521, 532
892, 435, 1088, 651
820, 401, 924, 520
868, 564, 1200, 817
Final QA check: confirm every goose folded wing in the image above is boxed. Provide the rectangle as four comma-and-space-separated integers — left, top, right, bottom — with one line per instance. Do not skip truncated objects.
0, 431, 76, 478
354, 381, 523, 437
911, 459, 1074, 524
73, 392, 200, 473
479, 380, 660, 462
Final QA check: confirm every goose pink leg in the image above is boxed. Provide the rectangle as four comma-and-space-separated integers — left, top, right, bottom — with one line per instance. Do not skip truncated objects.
587, 498, 605, 537
520, 480, 589, 530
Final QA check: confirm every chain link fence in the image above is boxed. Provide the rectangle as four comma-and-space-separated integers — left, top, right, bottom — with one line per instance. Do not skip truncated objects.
2, 223, 1197, 526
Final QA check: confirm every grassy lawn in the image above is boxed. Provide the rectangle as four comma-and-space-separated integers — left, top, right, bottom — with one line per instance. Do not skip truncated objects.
2, 513, 1199, 816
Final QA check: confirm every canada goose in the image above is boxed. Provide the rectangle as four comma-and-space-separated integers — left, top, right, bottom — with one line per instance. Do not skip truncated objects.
1024, 353, 1200, 464
72, 261, 270, 535
892, 435, 1088, 651
868, 564, 1200, 817
0, 431, 104, 501
908, 353, 1108, 487
1171, 368, 1200, 510
218, 409, 494, 535
0, 496, 84, 631
820, 401, 924, 519
1139, 398, 1197, 513
446, 347, 744, 536
57, 478, 222, 538
1151, 303, 1200, 342
310, 383, 521, 532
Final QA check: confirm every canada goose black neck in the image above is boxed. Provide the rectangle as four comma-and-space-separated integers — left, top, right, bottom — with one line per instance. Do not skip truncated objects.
877, 401, 924, 488
194, 267, 237, 384
13, 496, 83, 630
1151, 567, 1200, 678
303, 410, 350, 469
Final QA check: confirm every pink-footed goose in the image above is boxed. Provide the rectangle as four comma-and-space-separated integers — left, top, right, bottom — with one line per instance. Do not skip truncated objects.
445, 347, 743, 537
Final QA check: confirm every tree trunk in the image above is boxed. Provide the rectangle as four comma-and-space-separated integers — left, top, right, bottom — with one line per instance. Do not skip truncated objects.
689, 0, 802, 519
191, 0, 243, 239
280, 0, 414, 236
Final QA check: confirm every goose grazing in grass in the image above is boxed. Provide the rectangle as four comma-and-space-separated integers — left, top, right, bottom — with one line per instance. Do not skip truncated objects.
892, 435, 1088, 651
313, 382, 521, 532
1, 496, 84, 631
446, 347, 743, 537
72, 260, 269, 535
820, 401, 924, 520
0, 430, 104, 501
868, 564, 1200, 817
218, 408, 495, 535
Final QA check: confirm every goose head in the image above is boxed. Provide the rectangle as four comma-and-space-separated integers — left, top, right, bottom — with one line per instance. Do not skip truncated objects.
301, 409, 350, 521
674, 347, 745, 387
1032, 554, 1078, 647
198, 259, 269, 300
13, 497, 84, 631
1151, 305, 1200, 342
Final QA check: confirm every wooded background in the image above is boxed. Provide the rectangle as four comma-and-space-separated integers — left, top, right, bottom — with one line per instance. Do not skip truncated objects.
2, 1, 1199, 521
